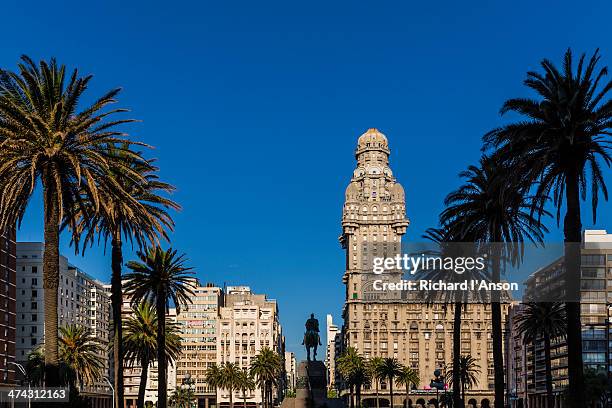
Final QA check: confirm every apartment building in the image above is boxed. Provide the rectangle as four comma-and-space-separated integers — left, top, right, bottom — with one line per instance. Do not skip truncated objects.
0, 229, 16, 384
325, 314, 339, 390
176, 280, 222, 408
514, 229, 612, 408
217, 286, 283, 407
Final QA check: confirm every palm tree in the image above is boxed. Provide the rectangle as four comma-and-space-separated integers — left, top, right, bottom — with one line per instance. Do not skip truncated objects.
205, 364, 223, 408
238, 369, 256, 408
515, 303, 567, 408
169, 387, 194, 408
337, 347, 366, 408
378, 358, 403, 408
59, 324, 104, 389
483, 49, 612, 406
123, 301, 182, 408
395, 366, 419, 408
367, 357, 385, 408
25, 348, 45, 386
219, 362, 242, 408
71, 146, 179, 408
446, 355, 480, 405
422, 226, 486, 408
250, 348, 282, 408
0, 56, 143, 385
440, 155, 547, 408
124, 246, 196, 408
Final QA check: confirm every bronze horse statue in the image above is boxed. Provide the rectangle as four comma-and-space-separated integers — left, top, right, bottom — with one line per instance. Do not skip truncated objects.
303, 314, 322, 361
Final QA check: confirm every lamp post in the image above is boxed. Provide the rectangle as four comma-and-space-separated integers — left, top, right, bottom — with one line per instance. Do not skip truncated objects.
104, 376, 115, 408
430, 369, 444, 408
8, 362, 29, 408
183, 373, 195, 408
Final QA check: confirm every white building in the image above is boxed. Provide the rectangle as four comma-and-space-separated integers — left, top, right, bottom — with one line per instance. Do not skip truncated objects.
16, 242, 90, 360
325, 314, 339, 390
285, 351, 296, 393
16, 242, 112, 404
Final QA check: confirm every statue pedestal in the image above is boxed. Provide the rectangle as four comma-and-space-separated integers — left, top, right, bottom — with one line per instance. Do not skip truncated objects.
281, 360, 343, 408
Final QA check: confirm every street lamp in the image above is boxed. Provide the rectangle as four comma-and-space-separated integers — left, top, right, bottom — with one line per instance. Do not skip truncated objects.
183, 373, 195, 408
8, 362, 29, 408
104, 377, 115, 408
430, 369, 445, 408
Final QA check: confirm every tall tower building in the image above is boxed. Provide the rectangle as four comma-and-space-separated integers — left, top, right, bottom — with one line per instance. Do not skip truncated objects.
340, 128, 409, 304
339, 129, 501, 407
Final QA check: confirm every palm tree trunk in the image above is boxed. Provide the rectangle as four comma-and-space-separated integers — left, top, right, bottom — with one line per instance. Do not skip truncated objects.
229, 386, 234, 408
138, 357, 150, 408
156, 289, 168, 408
261, 383, 266, 408
564, 169, 585, 408
452, 302, 462, 408
543, 334, 554, 408
268, 382, 273, 408
356, 383, 361, 408
405, 383, 408, 408
111, 232, 125, 408
243, 389, 247, 408
491, 247, 505, 408
376, 380, 380, 408
389, 376, 393, 408
349, 384, 354, 408
42, 177, 60, 386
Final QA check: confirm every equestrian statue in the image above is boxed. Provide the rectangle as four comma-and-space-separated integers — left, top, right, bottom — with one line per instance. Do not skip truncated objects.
302, 313, 322, 361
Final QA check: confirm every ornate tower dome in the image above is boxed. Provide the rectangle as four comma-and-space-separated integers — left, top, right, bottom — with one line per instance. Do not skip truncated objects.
356, 128, 390, 156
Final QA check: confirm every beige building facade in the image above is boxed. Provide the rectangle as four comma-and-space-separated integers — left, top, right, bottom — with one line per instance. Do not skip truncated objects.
176, 280, 222, 408
339, 129, 506, 408
218, 286, 283, 407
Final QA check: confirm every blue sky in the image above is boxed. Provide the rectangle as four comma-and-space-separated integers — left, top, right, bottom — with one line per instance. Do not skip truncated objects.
2, 0, 612, 359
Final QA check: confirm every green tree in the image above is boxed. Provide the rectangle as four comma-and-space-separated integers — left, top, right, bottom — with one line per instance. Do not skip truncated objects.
422, 226, 486, 408
205, 364, 223, 408
367, 357, 385, 408
446, 355, 480, 405
440, 155, 547, 408
169, 387, 195, 408
125, 246, 196, 408
237, 369, 256, 408
71, 145, 179, 408
515, 303, 566, 408
0, 56, 143, 385
59, 324, 104, 389
378, 358, 403, 408
219, 362, 242, 408
395, 366, 419, 408
25, 348, 45, 386
250, 348, 282, 408
483, 49, 612, 406
583, 368, 610, 408
123, 301, 182, 408
337, 347, 367, 408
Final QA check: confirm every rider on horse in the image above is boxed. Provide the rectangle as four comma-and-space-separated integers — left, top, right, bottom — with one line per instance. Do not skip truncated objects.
303, 313, 322, 361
